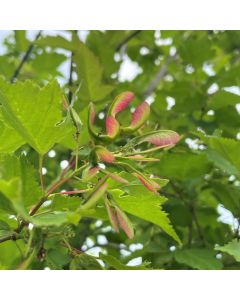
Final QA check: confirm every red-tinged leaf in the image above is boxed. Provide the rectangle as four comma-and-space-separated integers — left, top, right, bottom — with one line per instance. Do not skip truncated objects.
104, 199, 119, 232
130, 101, 150, 130
95, 146, 115, 163
109, 91, 134, 117
133, 172, 159, 194
115, 207, 134, 239
82, 166, 100, 182
81, 180, 108, 210
106, 116, 120, 139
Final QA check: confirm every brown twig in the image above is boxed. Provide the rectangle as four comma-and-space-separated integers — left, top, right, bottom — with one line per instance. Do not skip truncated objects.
0, 163, 88, 244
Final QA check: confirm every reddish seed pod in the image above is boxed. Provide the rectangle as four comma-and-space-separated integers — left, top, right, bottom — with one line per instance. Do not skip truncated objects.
105, 200, 119, 233
133, 172, 159, 194
95, 146, 115, 163
130, 101, 150, 131
105, 116, 120, 139
115, 207, 134, 239
109, 91, 135, 117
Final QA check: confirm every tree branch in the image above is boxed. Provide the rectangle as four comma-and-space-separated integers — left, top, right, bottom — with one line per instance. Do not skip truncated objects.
11, 30, 42, 83
68, 51, 74, 102
0, 163, 88, 244
0, 233, 18, 243
116, 30, 142, 52
143, 54, 176, 98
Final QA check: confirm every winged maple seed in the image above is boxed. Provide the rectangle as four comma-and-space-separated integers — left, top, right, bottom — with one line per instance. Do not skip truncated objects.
86, 91, 180, 195
104, 198, 134, 239
133, 172, 160, 194
59, 91, 180, 238
105, 116, 120, 139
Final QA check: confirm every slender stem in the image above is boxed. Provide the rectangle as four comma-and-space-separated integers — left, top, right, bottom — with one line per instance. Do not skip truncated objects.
11, 30, 42, 83
0, 163, 88, 244
116, 30, 142, 52
29, 196, 46, 216
46, 176, 70, 196
68, 52, 74, 102
75, 133, 79, 171
119, 144, 172, 156
47, 162, 88, 196
39, 155, 44, 194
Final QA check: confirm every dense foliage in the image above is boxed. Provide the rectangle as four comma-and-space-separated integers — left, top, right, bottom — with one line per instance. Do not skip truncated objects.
0, 30, 240, 270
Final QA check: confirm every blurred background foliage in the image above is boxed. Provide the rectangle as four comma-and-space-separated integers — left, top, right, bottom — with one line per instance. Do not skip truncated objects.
0, 30, 240, 270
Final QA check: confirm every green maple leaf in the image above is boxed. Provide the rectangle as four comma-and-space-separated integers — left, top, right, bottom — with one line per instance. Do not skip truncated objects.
109, 186, 181, 244
216, 239, 240, 262
0, 77, 71, 154
0, 154, 42, 217
73, 36, 113, 103
174, 249, 223, 270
